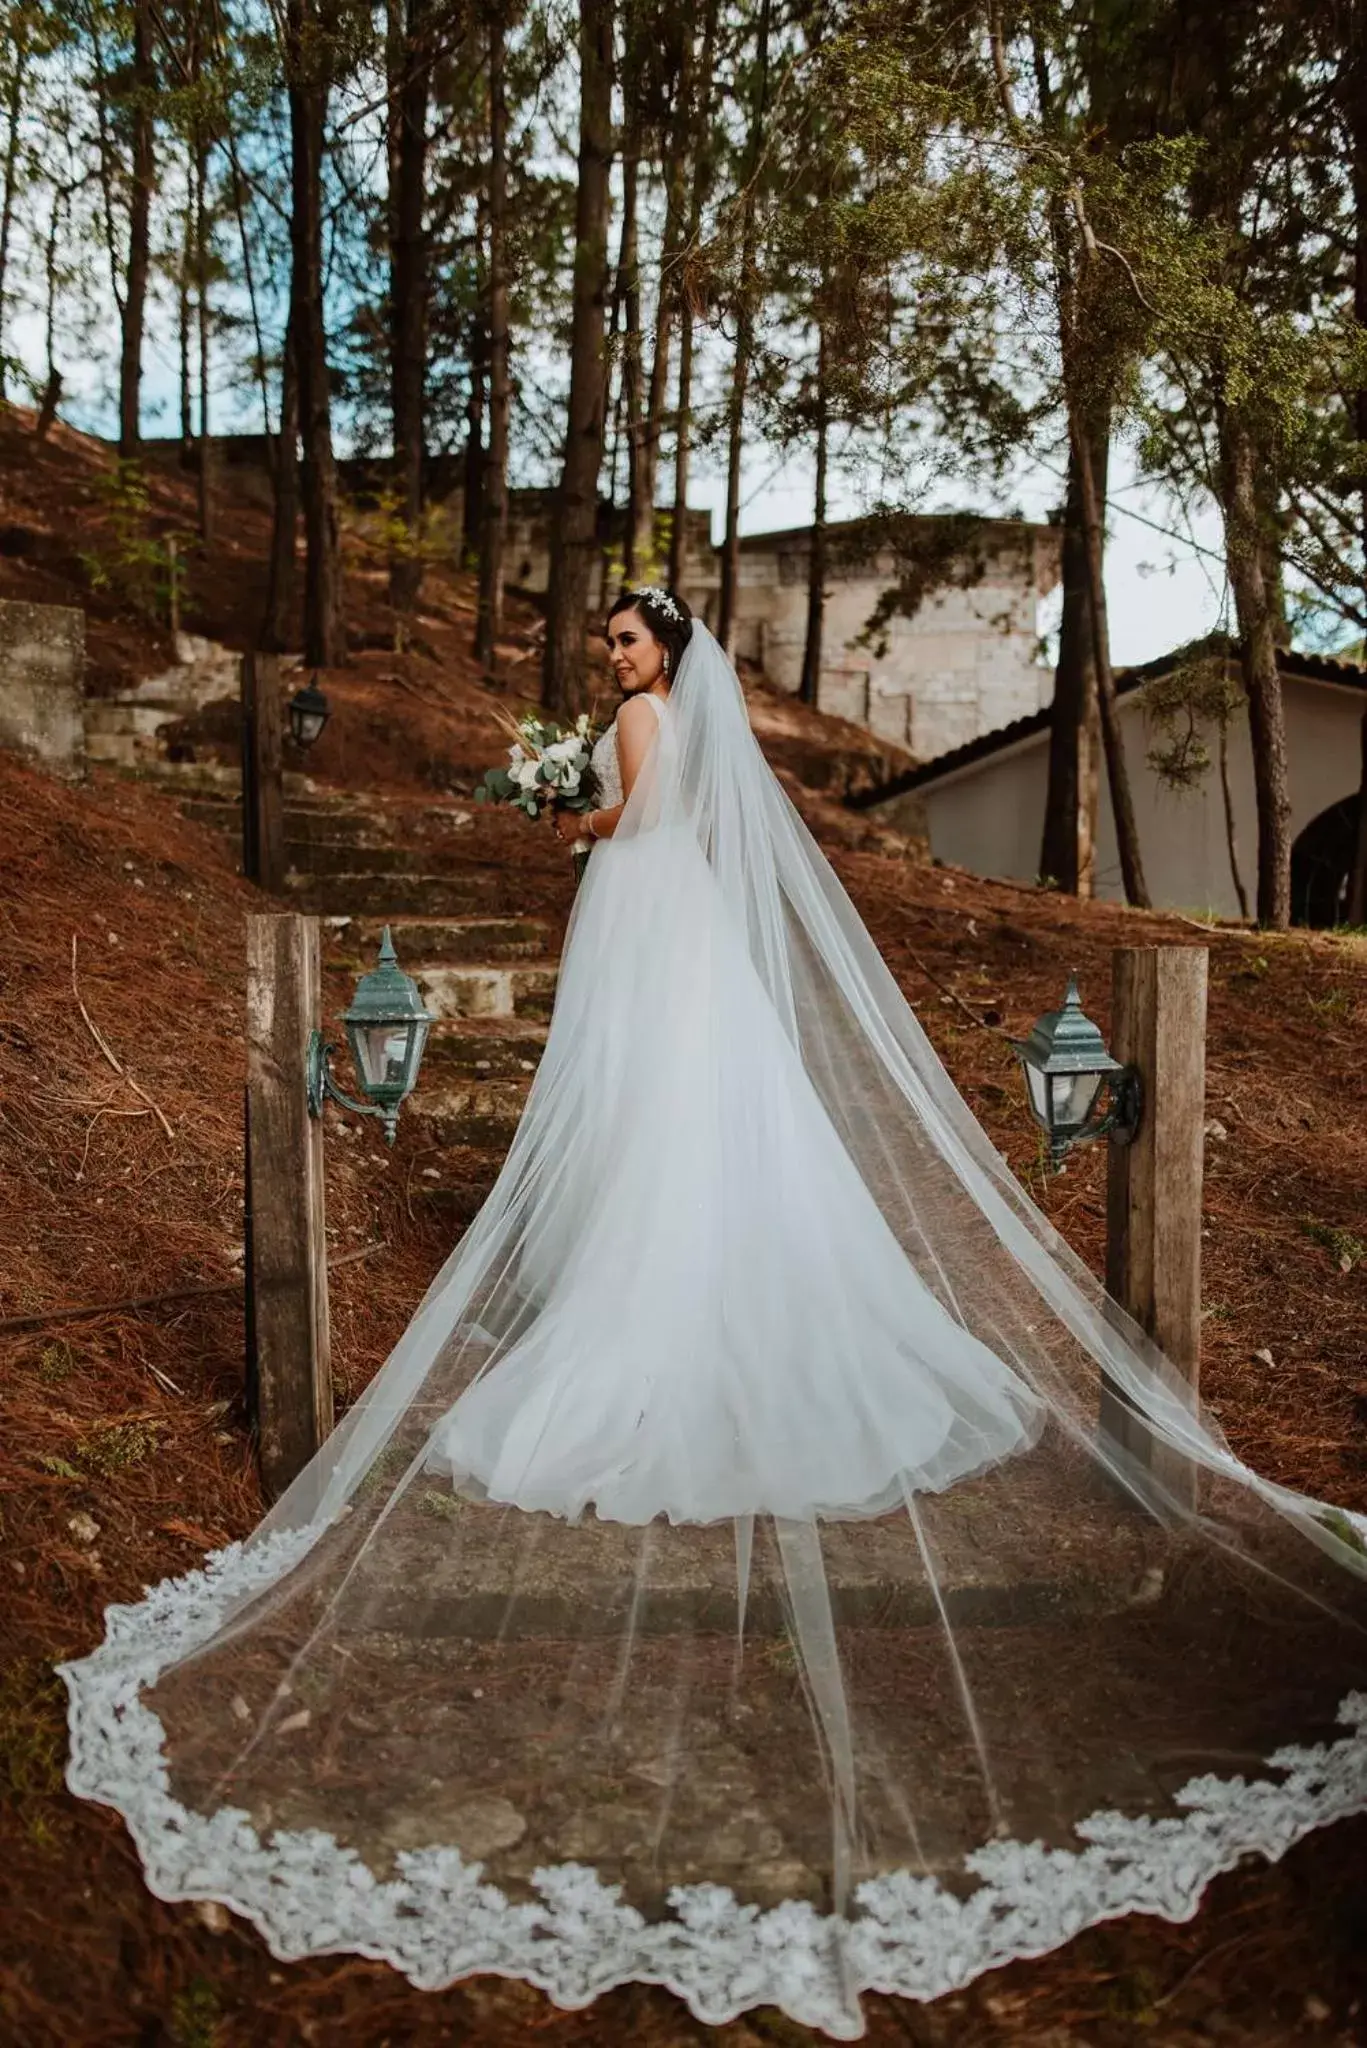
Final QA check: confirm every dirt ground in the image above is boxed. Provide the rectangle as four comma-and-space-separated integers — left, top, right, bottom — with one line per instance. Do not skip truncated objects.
2, 407, 1366, 2046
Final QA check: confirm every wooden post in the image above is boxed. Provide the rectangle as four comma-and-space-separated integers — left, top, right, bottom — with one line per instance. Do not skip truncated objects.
246, 913, 333, 1499
241, 651, 286, 891
1101, 945, 1208, 1505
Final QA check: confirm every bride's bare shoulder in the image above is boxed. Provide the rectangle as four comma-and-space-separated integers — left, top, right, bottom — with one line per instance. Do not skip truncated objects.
616, 693, 661, 732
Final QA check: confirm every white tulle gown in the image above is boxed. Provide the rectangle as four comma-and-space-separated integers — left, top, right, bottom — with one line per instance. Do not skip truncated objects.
57, 623, 1367, 2043
428, 692, 1043, 1523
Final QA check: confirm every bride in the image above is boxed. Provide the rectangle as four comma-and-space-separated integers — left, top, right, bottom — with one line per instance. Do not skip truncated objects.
61, 587, 1367, 2039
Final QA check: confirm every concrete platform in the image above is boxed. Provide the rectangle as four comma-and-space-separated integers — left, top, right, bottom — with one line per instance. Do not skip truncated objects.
340, 1475, 1167, 1642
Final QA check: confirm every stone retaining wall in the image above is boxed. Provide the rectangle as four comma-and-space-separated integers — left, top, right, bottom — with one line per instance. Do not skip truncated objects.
0, 599, 85, 777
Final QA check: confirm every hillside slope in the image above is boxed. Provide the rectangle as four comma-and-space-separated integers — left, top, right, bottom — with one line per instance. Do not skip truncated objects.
1, 728, 1364, 2046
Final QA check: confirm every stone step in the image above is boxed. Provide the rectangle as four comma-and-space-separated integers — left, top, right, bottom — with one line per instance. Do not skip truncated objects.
86, 699, 202, 738
180, 797, 382, 847
412, 1077, 532, 1149
422, 1017, 547, 1080
345, 1485, 1167, 1642
92, 754, 315, 797
285, 871, 504, 917
287, 840, 424, 879
352, 915, 557, 966
415, 963, 558, 1022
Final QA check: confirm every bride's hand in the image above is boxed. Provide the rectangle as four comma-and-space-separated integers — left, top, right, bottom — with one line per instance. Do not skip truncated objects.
551, 804, 585, 847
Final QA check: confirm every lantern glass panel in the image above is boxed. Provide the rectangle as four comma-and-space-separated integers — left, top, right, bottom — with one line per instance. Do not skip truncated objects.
354, 1020, 418, 1096
294, 706, 327, 746
1024, 1062, 1051, 1127
1051, 1068, 1107, 1133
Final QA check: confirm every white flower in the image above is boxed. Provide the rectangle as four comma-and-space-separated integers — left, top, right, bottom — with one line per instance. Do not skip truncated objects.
508, 743, 526, 765
514, 760, 541, 792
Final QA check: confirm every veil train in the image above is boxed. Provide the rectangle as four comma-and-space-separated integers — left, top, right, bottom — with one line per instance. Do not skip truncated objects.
60, 623, 1367, 2039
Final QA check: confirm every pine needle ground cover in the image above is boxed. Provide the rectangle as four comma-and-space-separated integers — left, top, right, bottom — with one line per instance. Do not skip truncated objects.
1, 730, 1364, 2045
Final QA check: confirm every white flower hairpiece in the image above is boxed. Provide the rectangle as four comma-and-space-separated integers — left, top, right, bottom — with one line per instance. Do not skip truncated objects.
633, 585, 684, 623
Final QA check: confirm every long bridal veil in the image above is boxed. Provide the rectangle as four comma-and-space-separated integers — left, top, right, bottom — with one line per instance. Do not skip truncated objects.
62, 623, 1366, 2038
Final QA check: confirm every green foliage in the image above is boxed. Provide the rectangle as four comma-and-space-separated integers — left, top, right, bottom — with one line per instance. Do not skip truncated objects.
168, 1978, 223, 2048
36, 1454, 81, 1481
79, 463, 187, 626
415, 1487, 461, 1521
36, 1341, 76, 1385
0, 1659, 66, 1850
1316, 1506, 1367, 1558
75, 1417, 164, 1475
1142, 646, 1245, 792
1298, 1216, 1365, 1273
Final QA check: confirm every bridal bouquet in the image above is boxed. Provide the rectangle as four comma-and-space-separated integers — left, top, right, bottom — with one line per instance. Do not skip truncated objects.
475, 709, 602, 884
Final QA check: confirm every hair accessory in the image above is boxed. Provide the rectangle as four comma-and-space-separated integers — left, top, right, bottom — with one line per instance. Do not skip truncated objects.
633, 585, 684, 623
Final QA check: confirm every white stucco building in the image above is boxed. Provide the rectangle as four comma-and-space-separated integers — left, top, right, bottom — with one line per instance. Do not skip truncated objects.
714, 518, 1062, 764
854, 645, 1367, 925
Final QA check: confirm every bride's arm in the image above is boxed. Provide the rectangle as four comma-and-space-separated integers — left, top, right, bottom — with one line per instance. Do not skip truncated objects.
584, 695, 659, 841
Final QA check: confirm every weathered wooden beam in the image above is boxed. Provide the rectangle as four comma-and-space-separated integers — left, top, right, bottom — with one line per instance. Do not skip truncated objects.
246, 913, 333, 1499
1101, 945, 1208, 1506
241, 651, 286, 891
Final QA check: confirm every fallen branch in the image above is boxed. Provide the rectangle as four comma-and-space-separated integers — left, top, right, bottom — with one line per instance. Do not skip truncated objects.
0, 1242, 386, 1338
70, 933, 176, 1141
904, 945, 1013, 1037
0, 1278, 241, 1336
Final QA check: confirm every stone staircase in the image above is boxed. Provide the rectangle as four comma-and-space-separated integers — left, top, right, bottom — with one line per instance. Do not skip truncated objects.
84, 632, 251, 772
89, 632, 562, 1184
184, 786, 563, 1188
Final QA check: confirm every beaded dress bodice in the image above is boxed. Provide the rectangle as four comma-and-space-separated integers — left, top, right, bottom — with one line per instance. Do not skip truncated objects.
590, 690, 667, 810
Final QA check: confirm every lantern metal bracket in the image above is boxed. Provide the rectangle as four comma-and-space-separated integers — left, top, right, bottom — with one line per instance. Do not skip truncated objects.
1047, 1063, 1144, 1168
306, 1030, 400, 1145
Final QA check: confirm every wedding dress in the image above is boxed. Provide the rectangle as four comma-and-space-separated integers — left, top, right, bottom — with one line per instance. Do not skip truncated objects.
60, 625, 1367, 2039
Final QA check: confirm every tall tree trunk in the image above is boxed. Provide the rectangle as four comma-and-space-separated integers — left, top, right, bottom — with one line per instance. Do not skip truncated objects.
36, 181, 65, 437
799, 323, 828, 706
263, 306, 301, 651
476, 3, 510, 672
389, 0, 431, 623
668, 0, 717, 599
1070, 403, 1150, 907
119, 0, 156, 457
178, 191, 194, 447
286, 0, 344, 666
1218, 714, 1251, 921
463, 311, 487, 568
542, 0, 614, 716
617, 148, 643, 583
1040, 418, 1108, 894
637, 34, 694, 579
195, 117, 215, 544
717, 0, 772, 655
1217, 405, 1291, 928
0, 27, 29, 402
1345, 0, 1367, 924
668, 312, 695, 599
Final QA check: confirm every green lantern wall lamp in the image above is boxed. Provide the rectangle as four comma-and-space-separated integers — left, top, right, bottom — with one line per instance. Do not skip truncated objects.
1010, 973, 1142, 1169
288, 674, 331, 749
307, 927, 433, 1146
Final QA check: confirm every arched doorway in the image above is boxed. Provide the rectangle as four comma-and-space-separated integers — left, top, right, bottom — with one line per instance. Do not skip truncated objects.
1291, 795, 1361, 926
